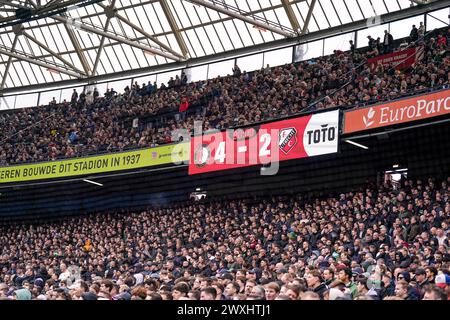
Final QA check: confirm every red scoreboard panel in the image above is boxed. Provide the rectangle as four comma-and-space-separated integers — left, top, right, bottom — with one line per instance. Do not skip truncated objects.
188, 110, 339, 175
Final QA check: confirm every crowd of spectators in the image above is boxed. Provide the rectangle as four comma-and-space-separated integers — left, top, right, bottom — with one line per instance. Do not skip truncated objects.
0, 26, 449, 166
0, 176, 448, 300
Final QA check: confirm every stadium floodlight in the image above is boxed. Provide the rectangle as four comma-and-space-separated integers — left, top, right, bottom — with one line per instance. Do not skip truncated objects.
345, 139, 369, 150
393, 164, 400, 168
83, 179, 103, 187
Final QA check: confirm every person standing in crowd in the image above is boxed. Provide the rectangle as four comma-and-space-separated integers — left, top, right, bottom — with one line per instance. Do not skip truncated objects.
410, 25, 419, 43
367, 35, 376, 50
418, 22, 425, 40
71, 89, 78, 105
232, 64, 241, 77
349, 40, 355, 54
383, 30, 394, 53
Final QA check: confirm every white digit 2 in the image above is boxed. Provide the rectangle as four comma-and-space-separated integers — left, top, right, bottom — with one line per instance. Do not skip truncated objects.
259, 134, 271, 157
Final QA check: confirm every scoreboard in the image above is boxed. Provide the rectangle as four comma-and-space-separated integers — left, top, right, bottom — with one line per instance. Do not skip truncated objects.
189, 110, 339, 175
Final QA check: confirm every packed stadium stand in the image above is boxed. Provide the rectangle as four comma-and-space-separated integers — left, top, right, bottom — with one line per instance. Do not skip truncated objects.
0, 176, 449, 300
0, 0, 449, 303
1, 25, 449, 165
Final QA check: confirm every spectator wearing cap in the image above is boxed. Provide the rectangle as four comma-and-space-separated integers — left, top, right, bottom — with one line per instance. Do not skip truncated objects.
435, 273, 450, 299
415, 268, 429, 293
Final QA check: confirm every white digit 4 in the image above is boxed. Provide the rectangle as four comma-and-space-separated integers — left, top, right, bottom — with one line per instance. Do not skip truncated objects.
214, 141, 226, 163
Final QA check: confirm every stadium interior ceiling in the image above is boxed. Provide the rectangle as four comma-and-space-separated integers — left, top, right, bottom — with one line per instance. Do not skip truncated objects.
0, 0, 449, 97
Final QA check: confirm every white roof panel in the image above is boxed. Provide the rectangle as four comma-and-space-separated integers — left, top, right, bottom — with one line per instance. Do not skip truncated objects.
0, 0, 428, 90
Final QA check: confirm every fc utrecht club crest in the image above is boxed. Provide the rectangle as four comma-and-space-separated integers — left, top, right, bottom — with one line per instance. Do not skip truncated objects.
279, 128, 297, 155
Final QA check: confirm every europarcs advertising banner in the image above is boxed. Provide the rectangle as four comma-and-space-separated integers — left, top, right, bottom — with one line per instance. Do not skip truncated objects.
0, 143, 189, 184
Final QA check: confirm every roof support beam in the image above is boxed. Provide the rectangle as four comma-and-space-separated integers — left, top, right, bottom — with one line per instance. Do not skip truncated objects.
301, 0, 317, 35
159, 0, 190, 58
0, 34, 19, 90
25, 0, 38, 8
0, 1, 26, 9
97, 2, 185, 59
281, 0, 301, 33
410, 0, 436, 4
63, 20, 92, 76
92, 0, 116, 76
53, 15, 184, 62
0, 47, 83, 78
22, 30, 86, 76
185, 0, 294, 38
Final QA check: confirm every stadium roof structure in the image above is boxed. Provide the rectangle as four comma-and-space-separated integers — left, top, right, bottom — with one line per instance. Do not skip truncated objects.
0, 0, 448, 94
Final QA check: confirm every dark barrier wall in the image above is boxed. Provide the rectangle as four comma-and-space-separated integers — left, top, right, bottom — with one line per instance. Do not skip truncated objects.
0, 120, 449, 222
